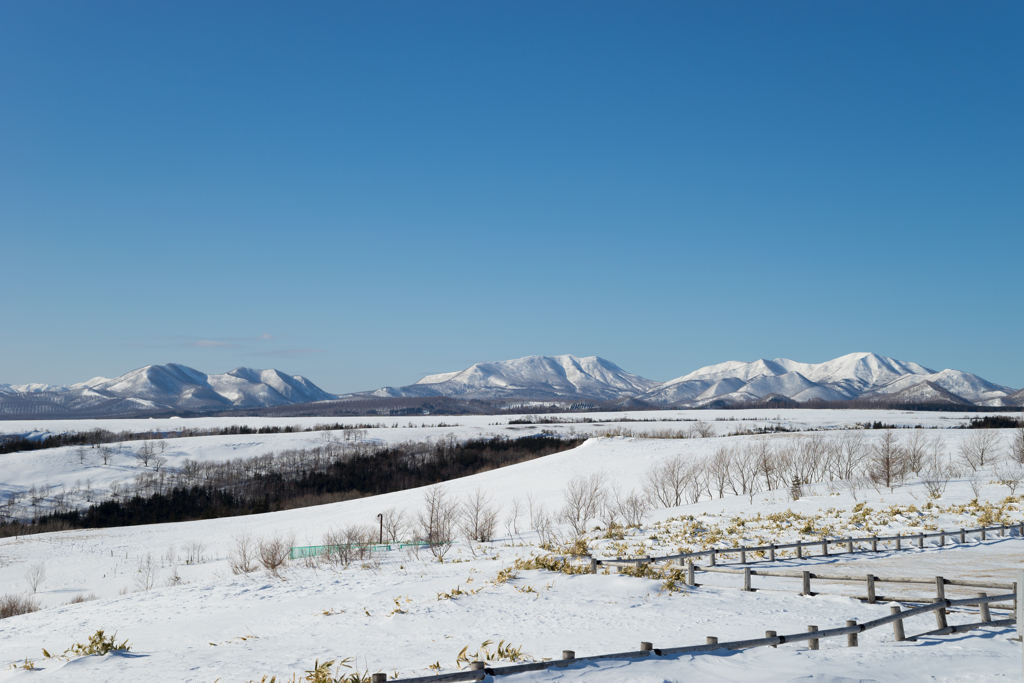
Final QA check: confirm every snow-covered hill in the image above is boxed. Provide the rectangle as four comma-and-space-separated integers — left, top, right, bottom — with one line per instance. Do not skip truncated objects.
370, 354, 660, 401
0, 364, 334, 418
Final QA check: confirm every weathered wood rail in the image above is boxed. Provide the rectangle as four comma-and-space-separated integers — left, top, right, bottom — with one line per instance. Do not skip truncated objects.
382, 591, 1016, 682
592, 521, 1023, 572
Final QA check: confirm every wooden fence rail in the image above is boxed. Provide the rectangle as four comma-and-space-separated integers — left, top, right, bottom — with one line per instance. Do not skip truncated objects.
384, 592, 1015, 683
592, 522, 1023, 571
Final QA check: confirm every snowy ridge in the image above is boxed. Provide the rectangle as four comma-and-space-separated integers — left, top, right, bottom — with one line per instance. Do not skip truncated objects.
365, 352, 1016, 407
0, 364, 335, 417
372, 354, 660, 401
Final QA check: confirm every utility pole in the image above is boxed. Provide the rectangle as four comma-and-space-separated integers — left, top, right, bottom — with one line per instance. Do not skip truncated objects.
377, 512, 383, 544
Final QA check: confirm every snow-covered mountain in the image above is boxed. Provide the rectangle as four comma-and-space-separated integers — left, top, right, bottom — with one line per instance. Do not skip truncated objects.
362, 352, 1016, 408
0, 364, 335, 418
369, 355, 661, 401
639, 352, 1015, 407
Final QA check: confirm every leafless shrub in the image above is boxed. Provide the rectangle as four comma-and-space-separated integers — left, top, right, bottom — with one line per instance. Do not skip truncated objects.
1011, 417, 1024, 465
730, 445, 763, 503
559, 473, 607, 537
958, 429, 1002, 471
380, 507, 409, 543
322, 527, 351, 566
65, 593, 98, 605
134, 553, 158, 591
921, 451, 955, 498
504, 497, 523, 538
184, 540, 206, 564
966, 469, 984, 499
691, 421, 715, 438
460, 488, 499, 543
258, 534, 293, 577
616, 488, 649, 527
995, 461, 1024, 495
0, 594, 40, 619
643, 456, 697, 508
24, 563, 45, 593
825, 432, 866, 480
532, 503, 555, 545
418, 485, 460, 560
229, 534, 259, 574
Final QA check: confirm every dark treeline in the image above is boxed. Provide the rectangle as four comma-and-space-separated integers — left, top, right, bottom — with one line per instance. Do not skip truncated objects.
0, 422, 388, 456
25, 434, 585, 532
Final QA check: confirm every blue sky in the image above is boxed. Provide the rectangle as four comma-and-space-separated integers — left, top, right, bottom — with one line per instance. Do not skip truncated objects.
1, 1, 1021, 393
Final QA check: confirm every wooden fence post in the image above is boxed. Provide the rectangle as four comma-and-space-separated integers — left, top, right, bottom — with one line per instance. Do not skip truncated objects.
706, 636, 718, 645
740, 548, 746, 564
918, 534, 924, 549
562, 650, 575, 660
821, 540, 828, 557
979, 593, 991, 623
940, 531, 945, 547
934, 576, 948, 629
590, 557, 598, 574
766, 630, 777, 648
846, 620, 858, 647
710, 550, 717, 567
640, 642, 653, 652
769, 545, 776, 562
1000, 524, 1005, 538
803, 570, 811, 596
469, 662, 485, 671
796, 542, 802, 559
867, 574, 876, 604
960, 528, 966, 544
807, 625, 819, 650
847, 539, 853, 554
371, 674, 387, 683
871, 536, 878, 553
743, 567, 752, 592
687, 560, 695, 586
890, 606, 905, 642
895, 536, 901, 551
981, 527, 986, 541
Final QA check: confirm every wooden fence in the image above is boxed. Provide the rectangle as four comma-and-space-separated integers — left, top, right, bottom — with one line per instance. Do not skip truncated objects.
377, 522, 1023, 683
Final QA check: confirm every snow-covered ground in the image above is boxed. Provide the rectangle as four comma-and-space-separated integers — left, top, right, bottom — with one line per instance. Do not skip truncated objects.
2, 410, 1024, 681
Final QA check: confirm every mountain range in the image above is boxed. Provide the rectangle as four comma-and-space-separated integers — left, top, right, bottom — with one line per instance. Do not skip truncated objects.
0, 364, 333, 418
0, 352, 1019, 419
362, 352, 1020, 408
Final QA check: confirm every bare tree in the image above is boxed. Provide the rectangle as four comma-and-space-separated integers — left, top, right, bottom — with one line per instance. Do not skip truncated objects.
258, 534, 293, 577
1011, 417, 1024, 465
921, 451, 954, 499
381, 507, 409, 544
643, 457, 684, 508
903, 430, 928, 474
708, 445, 733, 499
229, 534, 259, 574
504, 497, 523, 538
418, 485, 460, 560
25, 563, 46, 593
184, 540, 206, 564
691, 420, 715, 438
134, 442, 154, 468
152, 455, 168, 472
995, 461, 1024, 495
730, 445, 762, 502
460, 488, 499, 543
867, 430, 906, 491
560, 473, 607, 537
825, 432, 866, 480
134, 553, 158, 591
99, 446, 113, 466
76, 445, 89, 465
616, 488, 649, 527
958, 429, 1002, 471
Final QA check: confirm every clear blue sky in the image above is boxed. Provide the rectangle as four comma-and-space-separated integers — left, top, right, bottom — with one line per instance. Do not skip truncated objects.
2, 1, 1022, 393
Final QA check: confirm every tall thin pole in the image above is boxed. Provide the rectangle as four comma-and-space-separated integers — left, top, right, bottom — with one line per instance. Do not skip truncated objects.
377, 512, 383, 544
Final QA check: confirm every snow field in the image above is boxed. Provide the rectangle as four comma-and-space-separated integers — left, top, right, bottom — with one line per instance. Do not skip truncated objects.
1, 410, 1024, 681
